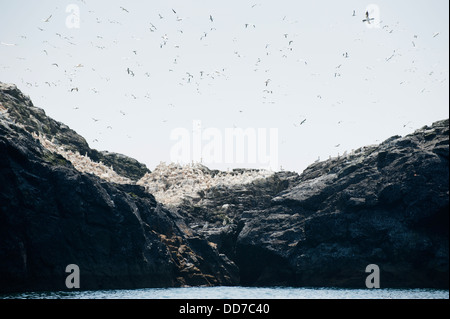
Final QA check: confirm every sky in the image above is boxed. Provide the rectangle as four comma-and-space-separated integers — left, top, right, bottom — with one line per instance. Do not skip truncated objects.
0, 0, 448, 173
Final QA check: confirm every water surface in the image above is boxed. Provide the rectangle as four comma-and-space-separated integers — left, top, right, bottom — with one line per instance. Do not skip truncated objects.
2, 286, 448, 299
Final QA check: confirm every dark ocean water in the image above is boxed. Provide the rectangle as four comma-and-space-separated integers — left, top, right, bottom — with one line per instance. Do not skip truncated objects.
2, 286, 448, 299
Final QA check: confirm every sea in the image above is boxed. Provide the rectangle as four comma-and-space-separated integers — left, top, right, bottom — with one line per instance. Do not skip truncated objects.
1, 286, 448, 299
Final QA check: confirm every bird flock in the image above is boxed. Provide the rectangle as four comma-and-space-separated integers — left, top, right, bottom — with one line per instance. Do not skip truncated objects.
31, 131, 274, 207
0, 2, 446, 172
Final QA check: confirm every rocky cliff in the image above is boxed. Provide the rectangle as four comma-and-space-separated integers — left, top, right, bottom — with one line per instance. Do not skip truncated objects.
0, 83, 238, 293
235, 120, 449, 287
0, 82, 448, 292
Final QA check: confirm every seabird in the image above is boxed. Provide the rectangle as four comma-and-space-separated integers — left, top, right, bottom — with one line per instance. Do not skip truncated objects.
70, 87, 78, 92
43, 14, 52, 22
210, 15, 214, 22
432, 32, 440, 38
92, 118, 100, 122
386, 51, 395, 62
120, 7, 129, 13
362, 11, 374, 24
1, 42, 17, 46
352, 10, 356, 16
265, 79, 271, 86
172, 8, 177, 14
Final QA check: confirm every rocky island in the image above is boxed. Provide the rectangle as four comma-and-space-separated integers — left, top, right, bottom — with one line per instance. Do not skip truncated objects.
0, 82, 448, 293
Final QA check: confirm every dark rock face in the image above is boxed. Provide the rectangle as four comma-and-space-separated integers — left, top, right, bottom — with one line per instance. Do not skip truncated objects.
0, 84, 238, 293
232, 119, 449, 288
1, 82, 448, 291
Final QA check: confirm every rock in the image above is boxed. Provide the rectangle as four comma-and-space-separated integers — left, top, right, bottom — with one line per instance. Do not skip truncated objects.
0, 84, 238, 293
1, 82, 448, 290
233, 119, 449, 288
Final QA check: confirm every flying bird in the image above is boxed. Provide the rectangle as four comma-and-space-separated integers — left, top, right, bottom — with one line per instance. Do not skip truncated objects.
265, 79, 271, 86
92, 118, 100, 122
120, 7, 129, 13
70, 87, 79, 92
149, 22, 157, 31
43, 14, 52, 22
1, 42, 17, 46
432, 32, 440, 38
362, 11, 374, 24
210, 15, 214, 22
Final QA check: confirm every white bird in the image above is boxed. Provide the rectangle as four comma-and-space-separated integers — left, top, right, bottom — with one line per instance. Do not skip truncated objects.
362, 11, 374, 24
127, 68, 135, 76
149, 22, 157, 31
1, 42, 16, 46
43, 14, 52, 22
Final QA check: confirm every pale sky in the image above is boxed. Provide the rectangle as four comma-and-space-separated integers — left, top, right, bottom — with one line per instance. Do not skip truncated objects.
0, 0, 448, 173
